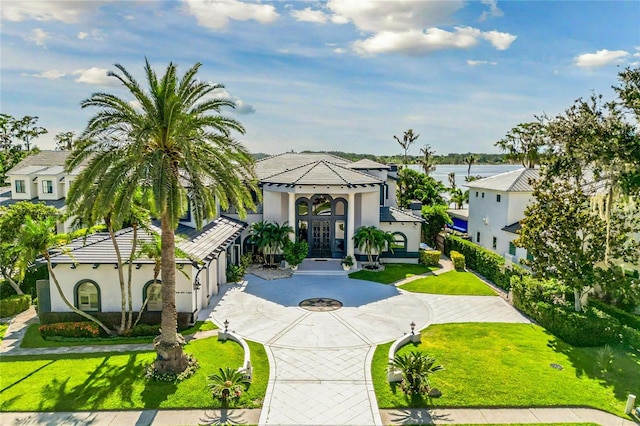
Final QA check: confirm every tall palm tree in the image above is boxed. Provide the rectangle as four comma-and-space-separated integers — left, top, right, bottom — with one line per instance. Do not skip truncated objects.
464, 154, 476, 178
66, 60, 258, 373
417, 144, 436, 175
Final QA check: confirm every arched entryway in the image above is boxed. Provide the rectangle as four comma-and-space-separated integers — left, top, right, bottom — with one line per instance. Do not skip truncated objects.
296, 194, 347, 258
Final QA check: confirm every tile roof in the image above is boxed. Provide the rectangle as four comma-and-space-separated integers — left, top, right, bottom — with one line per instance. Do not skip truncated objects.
255, 152, 350, 180
261, 160, 382, 186
6, 165, 48, 175
380, 206, 424, 222
48, 216, 247, 265
465, 168, 539, 192
8, 150, 72, 171
447, 209, 469, 219
502, 221, 522, 234
348, 159, 390, 170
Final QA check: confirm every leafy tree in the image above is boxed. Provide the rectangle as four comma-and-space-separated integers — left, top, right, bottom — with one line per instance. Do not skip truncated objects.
13, 115, 47, 152
389, 351, 443, 395
417, 144, 436, 175
352, 225, 394, 267
66, 59, 258, 373
397, 168, 445, 208
17, 216, 111, 334
54, 131, 75, 150
393, 129, 419, 166
0, 202, 60, 295
421, 204, 451, 247
495, 122, 546, 168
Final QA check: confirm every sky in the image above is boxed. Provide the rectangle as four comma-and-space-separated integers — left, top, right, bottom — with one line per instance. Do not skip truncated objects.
1, 1, 639, 156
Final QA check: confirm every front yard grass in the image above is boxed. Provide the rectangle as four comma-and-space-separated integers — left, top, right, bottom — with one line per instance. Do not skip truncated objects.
0, 323, 7, 340
20, 320, 217, 348
0, 336, 267, 411
349, 263, 437, 284
373, 323, 639, 418
399, 271, 496, 296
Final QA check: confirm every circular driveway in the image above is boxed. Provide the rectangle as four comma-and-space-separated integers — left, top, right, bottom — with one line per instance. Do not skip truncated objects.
209, 274, 433, 349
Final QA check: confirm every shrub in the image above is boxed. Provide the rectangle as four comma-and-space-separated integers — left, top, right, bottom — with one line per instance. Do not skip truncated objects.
445, 234, 528, 290
420, 250, 441, 267
621, 325, 640, 350
588, 298, 640, 330
227, 253, 252, 283
207, 367, 250, 402
283, 240, 309, 267
125, 323, 160, 337
0, 295, 31, 318
39, 321, 100, 338
450, 251, 465, 270
39, 311, 191, 330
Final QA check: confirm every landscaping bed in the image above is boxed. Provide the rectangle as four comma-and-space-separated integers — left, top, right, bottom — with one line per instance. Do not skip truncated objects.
373, 323, 639, 417
399, 271, 496, 296
0, 337, 267, 411
20, 320, 217, 348
349, 264, 437, 284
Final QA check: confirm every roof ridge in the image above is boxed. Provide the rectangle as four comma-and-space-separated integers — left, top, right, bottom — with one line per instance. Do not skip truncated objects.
326, 160, 384, 183
321, 160, 351, 185
255, 152, 287, 164
260, 160, 318, 181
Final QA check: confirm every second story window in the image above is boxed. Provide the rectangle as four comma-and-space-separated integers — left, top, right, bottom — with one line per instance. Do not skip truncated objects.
492, 236, 497, 250
496, 194, 501, 203
15, 180, 26, 193
42, 180, 53, 194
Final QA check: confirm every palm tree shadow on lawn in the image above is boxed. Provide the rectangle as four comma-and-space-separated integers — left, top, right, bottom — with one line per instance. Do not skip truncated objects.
546, 331, 640, 402
38, 353, 176, 411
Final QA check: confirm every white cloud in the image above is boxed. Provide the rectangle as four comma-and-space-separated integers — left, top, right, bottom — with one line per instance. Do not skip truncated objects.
467, 60, 497, 66
327, 0, 464, 32
210, 87, 255, 114
334, 47, 346, 54
73, 67, 119, 86
182, 0, 278, 30
1, 1, 97, 23
482, 30, 516, 50
479, 0, 503, 21
331, 14, 349, 24
78, 29, 105, 41
21, 69, 66, 79
575, 49, 629, 68
353, 26, 514, 55
291, 7, 329, 24
29, 28, 50, 47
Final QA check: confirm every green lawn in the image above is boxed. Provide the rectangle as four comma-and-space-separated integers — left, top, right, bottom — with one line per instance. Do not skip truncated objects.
349, 264, 437, 284
399, 271, 496, 296
21, 320, 217, 348
0, 336, 267, 411
373, 323, 640, 418
0, 323, 7, 340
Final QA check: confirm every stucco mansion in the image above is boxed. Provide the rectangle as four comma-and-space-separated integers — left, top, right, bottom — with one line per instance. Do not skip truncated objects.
3, 151, 423, 323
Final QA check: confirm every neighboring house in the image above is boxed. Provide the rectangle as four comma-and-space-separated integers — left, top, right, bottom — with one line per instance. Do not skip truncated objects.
223, 152, 422, 263
40, 216, 246, 324
2, 150, 80, 233
466, 168, 539, 266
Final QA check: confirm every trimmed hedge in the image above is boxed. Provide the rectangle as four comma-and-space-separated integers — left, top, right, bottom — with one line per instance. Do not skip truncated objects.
419, 250, 441, 267
444, 234, 528, 290
39, 321, 100, 338
588, 298, 640, 330
0, 295, 32, 318
450, 250, 466, 270
511, 275, 638, 349
125, 323, 160, 337
39, 311, 191, 331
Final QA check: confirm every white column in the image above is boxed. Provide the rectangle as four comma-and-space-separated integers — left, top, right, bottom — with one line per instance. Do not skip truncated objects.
347, 192, 355, 257
288, 191, 296, 242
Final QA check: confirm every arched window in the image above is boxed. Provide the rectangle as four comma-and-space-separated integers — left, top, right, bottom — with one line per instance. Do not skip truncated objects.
74, 280, 100, 311
390, 232, 407, 251
311, 194, 332, 216
143, 280, 162, 311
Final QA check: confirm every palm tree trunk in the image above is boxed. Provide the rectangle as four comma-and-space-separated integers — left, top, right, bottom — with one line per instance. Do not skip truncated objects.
45, 254, 111, 335
126, 223, 138, 330
154, 211, 187, 373
106, 217, 127, 334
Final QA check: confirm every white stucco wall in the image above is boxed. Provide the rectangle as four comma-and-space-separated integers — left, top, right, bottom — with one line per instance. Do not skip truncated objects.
359, 191, 380, 226
48, 262, 198, 314
9, 175, 36, 200
379, 221, 422, 264
263, 190, 285, 223
38, 174, 64, 200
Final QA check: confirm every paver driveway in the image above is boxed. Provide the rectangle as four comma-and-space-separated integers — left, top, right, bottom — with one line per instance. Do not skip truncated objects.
208, 274, 529, 425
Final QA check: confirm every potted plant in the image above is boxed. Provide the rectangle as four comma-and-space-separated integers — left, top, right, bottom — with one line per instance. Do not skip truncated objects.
341, 255, 354, 271
283, 240, 309, 270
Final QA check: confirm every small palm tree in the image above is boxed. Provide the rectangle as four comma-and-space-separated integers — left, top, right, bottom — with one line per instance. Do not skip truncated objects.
464, 155, 476, 178
418, 144, 436, 175
449, 188, 469, 209
17, 216, 111, 334
207, 367, 250, 403
352, 226, 394, 267
250, 221, 293, 266
389, 351, 444, 395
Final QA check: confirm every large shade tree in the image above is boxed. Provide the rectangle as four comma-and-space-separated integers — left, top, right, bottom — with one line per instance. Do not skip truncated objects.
66, 59, 258, 373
